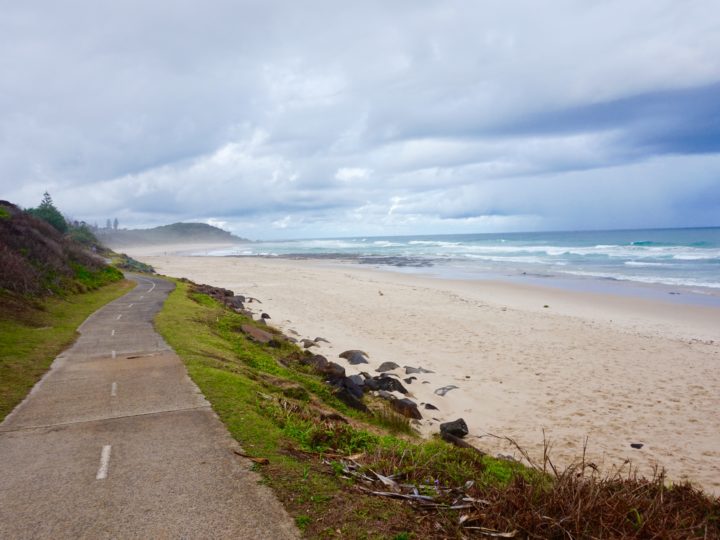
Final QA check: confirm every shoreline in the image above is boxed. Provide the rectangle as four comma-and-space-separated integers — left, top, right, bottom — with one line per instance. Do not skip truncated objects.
126, 245, 720, 493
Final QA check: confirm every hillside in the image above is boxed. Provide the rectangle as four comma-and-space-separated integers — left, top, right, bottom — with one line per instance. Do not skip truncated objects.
0, 200, 122, 298
96, 222, 249, 248
0, 199, 128, 421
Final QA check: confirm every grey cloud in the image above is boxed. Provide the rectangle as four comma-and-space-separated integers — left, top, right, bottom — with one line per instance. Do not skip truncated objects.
1, 0, 719, 238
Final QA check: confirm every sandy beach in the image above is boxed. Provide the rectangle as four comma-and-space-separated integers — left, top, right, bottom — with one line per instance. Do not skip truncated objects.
126, 245, 720, 494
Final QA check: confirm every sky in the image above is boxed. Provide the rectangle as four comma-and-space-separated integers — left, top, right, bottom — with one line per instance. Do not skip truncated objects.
1, 0, 719, 240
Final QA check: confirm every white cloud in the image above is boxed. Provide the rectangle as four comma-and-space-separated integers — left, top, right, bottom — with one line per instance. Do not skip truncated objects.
335, 167, 372, 183
1, 0, 718, 239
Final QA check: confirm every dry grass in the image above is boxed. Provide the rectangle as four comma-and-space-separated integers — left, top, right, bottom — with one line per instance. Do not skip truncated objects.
346, 435, 720, 539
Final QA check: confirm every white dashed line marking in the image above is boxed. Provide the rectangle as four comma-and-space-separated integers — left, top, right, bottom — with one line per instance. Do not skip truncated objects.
111, 350, 116, 359
148, 282, 156, 293
111, 382, 117, 397
96, 445, 112, 480
128, 303, 134, 308
116, 314, 122, 320
139, 296, 144, 300
111, 329, 115, 336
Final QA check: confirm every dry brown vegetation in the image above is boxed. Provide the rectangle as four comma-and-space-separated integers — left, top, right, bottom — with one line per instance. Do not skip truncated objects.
0, 200, 111, 296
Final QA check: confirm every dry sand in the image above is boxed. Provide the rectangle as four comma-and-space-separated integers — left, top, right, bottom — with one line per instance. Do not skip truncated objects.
128, 245, 720, 494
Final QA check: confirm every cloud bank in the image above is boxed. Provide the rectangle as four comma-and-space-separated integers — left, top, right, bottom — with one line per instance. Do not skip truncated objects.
1, 0, 719, 238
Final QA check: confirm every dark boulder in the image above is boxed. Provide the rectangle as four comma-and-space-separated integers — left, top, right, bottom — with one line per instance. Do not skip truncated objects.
301, 339, 317, 349
339, 350, 369, 365
376, 390, 395, 401
391, 398, 422, 420
364, 378, 379, 391
403, 376, 417, 384
376, 361, 400, 373
261, 312, 271, 319
226, 295, 245, 309
424, 402, 438, 410
334, 387, 368, 412
331, 376, 364, 400
240, 324, 273, 344
321, 361, 346, 379
347, 374, 365, 387
304, 355, 346, 379
373, 375, 408, 394
440, 418, 468, 438
314, 337, 330, 343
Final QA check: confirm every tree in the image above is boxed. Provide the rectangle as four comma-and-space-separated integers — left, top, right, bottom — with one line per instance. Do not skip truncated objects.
113, 217, 119, 230
26, 192, 68, 233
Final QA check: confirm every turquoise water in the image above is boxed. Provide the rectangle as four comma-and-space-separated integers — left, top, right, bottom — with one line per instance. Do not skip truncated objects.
205, 227, 720, 301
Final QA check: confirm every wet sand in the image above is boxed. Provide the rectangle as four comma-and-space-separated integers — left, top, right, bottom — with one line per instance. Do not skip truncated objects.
126, 245, 720, 494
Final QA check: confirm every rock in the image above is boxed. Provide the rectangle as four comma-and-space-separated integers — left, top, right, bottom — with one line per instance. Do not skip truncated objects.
364, 378, 379, 391
319, 362, 346, 380
339, 350, 369, 365
373, 375, 408, 394
376, 361, 400, 373
440, 418, 468, 438
285, 336, 298, 343
226, 295, 245, 309
347, 374, 365, 387
314, 337, 330, 343
302, 355, 345, 379
403, 376, 417, 384
334, 387, 368, 412
302, 354, 328, 370
424, 403, 438, 410
404, 366, 434, 375
261, 312, 271, 319
391, 398, 422, 420
376, 390, 395, 401
301, 339, 317, 349
240, 324, 274, 344
333, 376, 364, 400
630, 443, 644, 449
434, 385, 459, 396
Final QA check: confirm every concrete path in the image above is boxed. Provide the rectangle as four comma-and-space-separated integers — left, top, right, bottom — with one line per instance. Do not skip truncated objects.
0, 275, 298, 539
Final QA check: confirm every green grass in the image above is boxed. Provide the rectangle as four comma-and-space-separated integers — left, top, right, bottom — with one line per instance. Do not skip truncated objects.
0, 279, 135, 421
154, 280, 527, 538
71, 263, 124, 290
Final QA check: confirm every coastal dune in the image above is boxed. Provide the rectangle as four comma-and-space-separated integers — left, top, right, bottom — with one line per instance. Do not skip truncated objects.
130, 247, 720, 494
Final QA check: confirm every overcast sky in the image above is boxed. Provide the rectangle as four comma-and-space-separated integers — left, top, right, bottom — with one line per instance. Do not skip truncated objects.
1, 1, 719, 239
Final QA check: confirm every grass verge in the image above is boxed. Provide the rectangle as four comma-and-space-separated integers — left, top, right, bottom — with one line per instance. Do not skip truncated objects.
0, 279, 134, 421
156, 279, 720, 539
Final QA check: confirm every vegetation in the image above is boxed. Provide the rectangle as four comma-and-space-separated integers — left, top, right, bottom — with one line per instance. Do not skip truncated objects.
0, 196, 132, 420
95, 221, 249, 248
0, 200, 122, 296
112, 253, 155, 274
25, 191, 68, 233
155, 280, 720, 538
0, 279, 133, 421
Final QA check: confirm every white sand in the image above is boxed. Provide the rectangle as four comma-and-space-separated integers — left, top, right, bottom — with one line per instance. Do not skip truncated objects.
130, 246, 720, 493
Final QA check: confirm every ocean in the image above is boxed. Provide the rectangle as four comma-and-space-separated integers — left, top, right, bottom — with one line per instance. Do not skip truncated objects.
202, 227, 720, 305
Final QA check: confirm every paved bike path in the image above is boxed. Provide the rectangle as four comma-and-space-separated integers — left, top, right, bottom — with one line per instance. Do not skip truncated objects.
0, 275, 298, 539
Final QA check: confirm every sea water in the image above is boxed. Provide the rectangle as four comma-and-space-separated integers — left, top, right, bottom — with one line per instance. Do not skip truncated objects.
203, 227, 720, 305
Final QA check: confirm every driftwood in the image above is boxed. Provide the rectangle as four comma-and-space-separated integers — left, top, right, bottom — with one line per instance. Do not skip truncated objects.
233, 450, 270, 465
